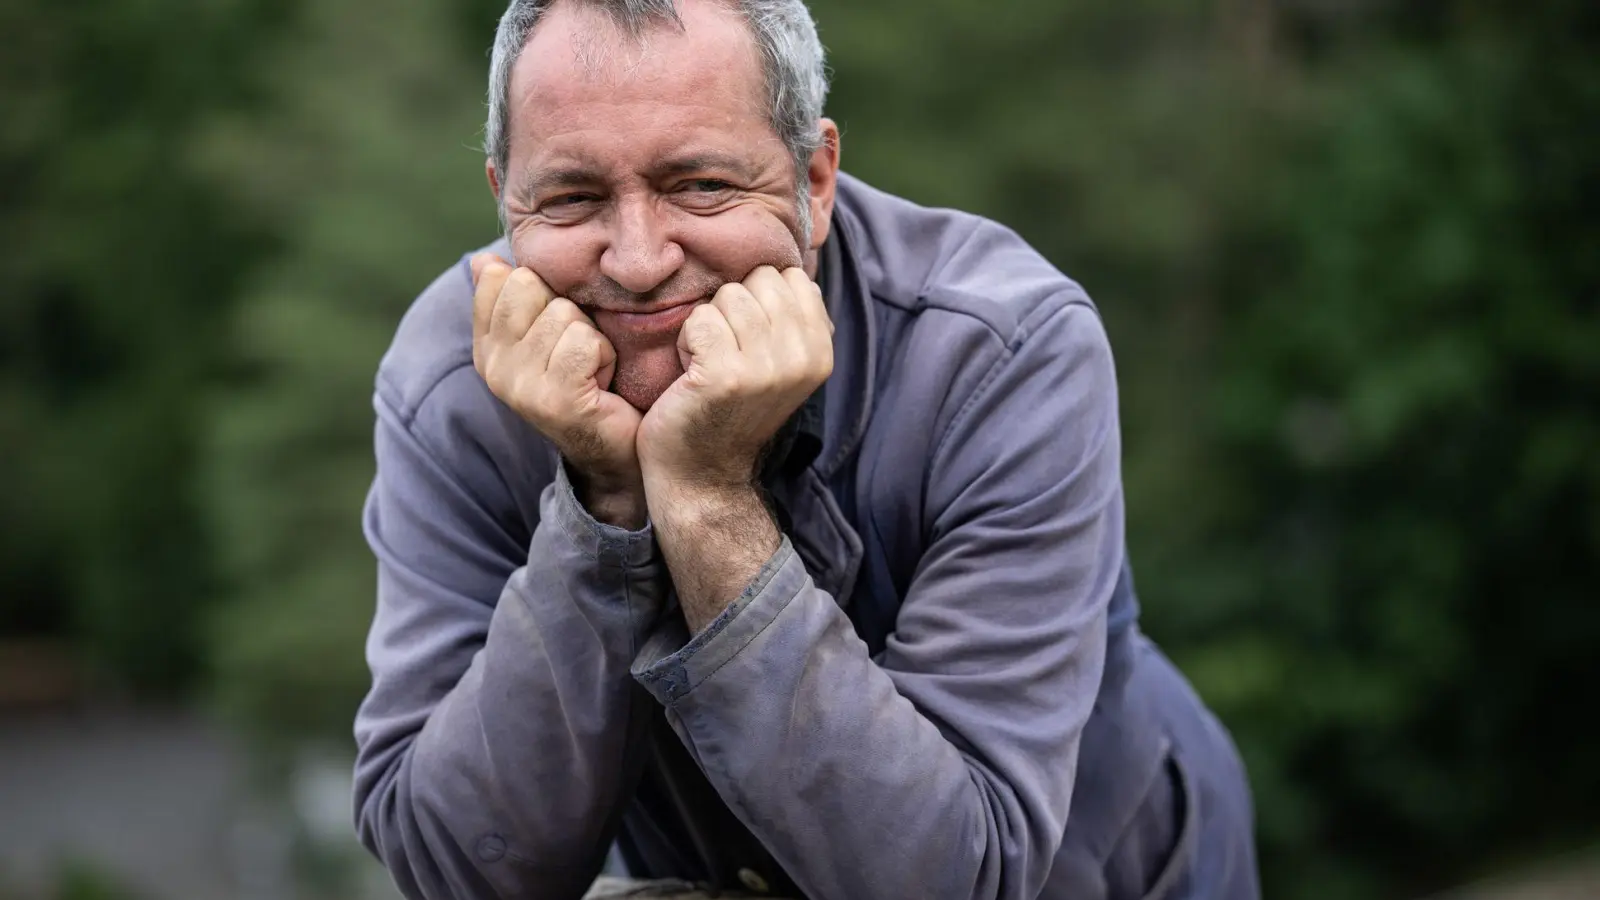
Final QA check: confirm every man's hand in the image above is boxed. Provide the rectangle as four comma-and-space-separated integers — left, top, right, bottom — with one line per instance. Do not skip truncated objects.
471, 253, 647, 529
637, 266, 833, 630
637, 266, 833, 489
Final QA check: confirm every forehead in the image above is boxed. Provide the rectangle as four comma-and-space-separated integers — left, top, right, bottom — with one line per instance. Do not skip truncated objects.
508, 0, 772, 155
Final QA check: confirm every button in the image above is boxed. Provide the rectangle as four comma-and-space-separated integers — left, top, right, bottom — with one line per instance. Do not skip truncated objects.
475, 833, 507, 862
736, 868, 770, 893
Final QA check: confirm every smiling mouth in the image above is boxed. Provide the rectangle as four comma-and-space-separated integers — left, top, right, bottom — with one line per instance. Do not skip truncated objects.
588, 300, 703, 342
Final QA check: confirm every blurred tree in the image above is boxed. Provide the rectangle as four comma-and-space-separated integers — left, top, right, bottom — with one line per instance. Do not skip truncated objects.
1161, 1, 1600, 896
161, 0, 1598, 897
199, 0, 500, 741
0, 0, 291, 694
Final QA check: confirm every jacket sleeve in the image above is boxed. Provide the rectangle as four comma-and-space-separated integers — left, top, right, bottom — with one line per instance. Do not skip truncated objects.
631, 300, 1121, 900
353, 365, 667, 900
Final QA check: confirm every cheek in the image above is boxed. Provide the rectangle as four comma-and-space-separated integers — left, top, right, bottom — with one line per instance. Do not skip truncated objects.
677, 205, 803, 277
510, 225, 605, 295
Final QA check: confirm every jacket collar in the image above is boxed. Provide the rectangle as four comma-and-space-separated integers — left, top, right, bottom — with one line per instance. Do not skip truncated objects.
812, 192, 876, 479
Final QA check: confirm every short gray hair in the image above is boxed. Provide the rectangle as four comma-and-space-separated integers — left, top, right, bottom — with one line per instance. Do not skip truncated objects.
485, 0, 829, 239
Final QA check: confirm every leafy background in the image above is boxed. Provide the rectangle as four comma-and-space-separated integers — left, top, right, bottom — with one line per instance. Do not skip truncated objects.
1, 1, 1595, 898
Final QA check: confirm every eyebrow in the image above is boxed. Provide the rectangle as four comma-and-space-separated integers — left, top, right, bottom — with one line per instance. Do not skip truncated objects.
515, 167, 601, 204
653, 153, 758, 182
515, 151, 760, 203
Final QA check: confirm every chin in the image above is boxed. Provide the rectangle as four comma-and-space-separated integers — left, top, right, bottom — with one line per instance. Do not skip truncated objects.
610, 351, 683, 412
615, 382, 665, 413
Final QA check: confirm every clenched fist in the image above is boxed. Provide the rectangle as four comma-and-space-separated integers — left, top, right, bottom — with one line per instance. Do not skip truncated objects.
471, 253, 646, 528
637, 266, 834, 495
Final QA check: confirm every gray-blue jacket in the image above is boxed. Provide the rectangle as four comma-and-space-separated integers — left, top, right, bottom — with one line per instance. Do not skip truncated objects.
354, 173, 1259, 900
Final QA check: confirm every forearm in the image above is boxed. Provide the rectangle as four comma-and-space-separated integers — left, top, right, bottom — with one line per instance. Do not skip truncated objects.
630, 545, 1093, 900
623, 299, 1122, 900
647, 480, 780, 633
358, 474, 666, 899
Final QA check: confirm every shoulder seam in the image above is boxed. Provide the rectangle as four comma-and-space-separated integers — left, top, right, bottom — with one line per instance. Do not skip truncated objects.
909, 286, 1011, 346
929, 295, 1096, 465
376, 360, 477, 431
374, 250, 480, 427
923, 217, 988, 294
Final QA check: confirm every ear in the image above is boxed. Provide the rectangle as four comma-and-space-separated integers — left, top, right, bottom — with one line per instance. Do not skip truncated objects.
486, 158, 503, 203
804, 118, 841, 252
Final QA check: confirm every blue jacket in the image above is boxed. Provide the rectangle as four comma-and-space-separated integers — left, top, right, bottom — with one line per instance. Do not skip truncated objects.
354, 173, 1257, 899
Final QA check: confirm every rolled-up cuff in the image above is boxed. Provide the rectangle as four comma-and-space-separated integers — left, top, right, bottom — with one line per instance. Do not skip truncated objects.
631, 537, 799, 705
544, 459, 657, 570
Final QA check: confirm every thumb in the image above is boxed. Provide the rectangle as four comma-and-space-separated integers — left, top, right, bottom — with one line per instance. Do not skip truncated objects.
677, 303, 738, 374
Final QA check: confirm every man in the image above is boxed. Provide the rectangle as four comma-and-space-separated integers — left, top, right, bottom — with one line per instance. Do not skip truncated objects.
353, 0, 1259, 898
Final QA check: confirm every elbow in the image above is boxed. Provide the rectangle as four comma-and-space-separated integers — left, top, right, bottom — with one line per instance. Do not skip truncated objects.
943, 771, 1061, 900
353, 762, 406, 873
355, 737, 576, 900
353, 751, 432, 900
354, 743, 484, 900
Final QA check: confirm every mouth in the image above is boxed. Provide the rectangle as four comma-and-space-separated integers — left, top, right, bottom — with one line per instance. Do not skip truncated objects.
588, 299, 704, 342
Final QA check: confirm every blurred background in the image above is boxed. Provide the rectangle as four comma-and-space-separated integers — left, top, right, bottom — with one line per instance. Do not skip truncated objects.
1, 0, 1596, 898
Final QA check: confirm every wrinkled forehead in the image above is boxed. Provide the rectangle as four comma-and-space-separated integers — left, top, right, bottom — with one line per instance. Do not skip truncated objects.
509, 0, 769, 129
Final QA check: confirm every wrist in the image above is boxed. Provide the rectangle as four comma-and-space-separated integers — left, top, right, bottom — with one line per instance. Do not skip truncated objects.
643, 469, 761, 523
569, 462, 648, 530
647, 480, 781, 633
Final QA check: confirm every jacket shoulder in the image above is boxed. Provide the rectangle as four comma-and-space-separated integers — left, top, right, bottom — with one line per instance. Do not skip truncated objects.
837, 174, 1095, 346
375, 240, 508, 421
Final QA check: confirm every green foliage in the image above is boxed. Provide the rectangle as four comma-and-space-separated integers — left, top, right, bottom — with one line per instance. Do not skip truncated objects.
51, 862, 148, 900
198, 0, 500, 739
1175, 15, 1600, 892
3, 1, 1596, 898
0, 0, 292, 692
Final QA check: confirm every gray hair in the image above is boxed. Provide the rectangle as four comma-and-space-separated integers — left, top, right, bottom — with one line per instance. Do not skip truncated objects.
485, 0, 830, 240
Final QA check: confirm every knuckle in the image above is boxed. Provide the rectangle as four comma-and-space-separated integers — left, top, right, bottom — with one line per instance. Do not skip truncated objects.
475, 264, 509, 294
553, 345, 590, 377
752, 269, 783, 295
479, 341, 503, 370
713, 281, 748, 305
684, 305, 721, 335
485, 366, 511, 398
472, 283, 496, 310
528, 311, 570, 345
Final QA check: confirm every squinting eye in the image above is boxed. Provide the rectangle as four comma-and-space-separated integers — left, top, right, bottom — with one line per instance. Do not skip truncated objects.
688, 179, 732, 193
551, 194, 595, 206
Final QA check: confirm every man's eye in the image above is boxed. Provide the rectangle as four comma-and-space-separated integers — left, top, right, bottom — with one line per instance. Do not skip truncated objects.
549, 194, 596, 207
686, 179, 732, 193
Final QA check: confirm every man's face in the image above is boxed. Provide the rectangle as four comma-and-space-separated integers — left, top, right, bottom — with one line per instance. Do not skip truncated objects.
492, 0, 839, 411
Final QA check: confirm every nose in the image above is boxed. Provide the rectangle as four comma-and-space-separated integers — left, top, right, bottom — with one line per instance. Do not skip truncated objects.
599, 194, 684, 295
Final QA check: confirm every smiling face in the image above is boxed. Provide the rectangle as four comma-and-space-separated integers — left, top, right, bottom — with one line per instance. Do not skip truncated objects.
490, 0, 840, 411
